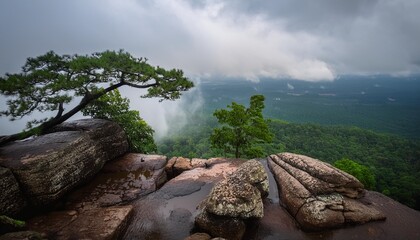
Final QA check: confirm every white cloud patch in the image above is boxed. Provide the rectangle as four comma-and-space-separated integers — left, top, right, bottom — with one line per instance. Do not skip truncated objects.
1, 0, 419, 135
101, 0, 336, 82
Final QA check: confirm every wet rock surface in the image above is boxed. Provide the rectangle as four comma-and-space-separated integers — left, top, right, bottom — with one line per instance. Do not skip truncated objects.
27, 206, 133, 240
64, 153, 167, 210
205, 160, 269, 219
0, 119, 128, 209
268, 153, 386, 231
255, 191, 420, 240
1, 150, 419, 240
196, 160, 269, 239
195, 211, 246, 240
123, 158, 244, 240
0, 231, 44, 240
184, 232, 212, 240
8, 153, 166, 240
165, 157, 210, 178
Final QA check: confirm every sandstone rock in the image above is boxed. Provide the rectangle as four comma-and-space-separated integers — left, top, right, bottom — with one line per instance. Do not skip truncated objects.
270, 153, 364, 198
0, 167, 26, 216
195, 210, 246, 240
191, 158, 207, 168
27, 205, 133, 240
65, 153, 168, 210
165, 157, 178, 178
0, 119, 128, 208
184, 232, 211, 240
166, 157, 194, 178
230, 159, 269, 198
0, 231, 44, 240
205, 160, 268, 219
123, 158, 244, 239
196, 160, 268, 239
206, 178, 263, 218
49, 119, 129, 162
256, 190, 420, 239
165, 157, 212, 179
268, 153, 385, 231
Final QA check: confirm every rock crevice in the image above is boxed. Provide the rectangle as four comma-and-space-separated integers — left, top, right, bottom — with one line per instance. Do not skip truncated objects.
268, 152, 386, 231
0, 119, 129, 213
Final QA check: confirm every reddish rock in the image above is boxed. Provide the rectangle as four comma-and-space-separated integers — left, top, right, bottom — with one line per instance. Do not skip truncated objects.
123, 158, 244, 239
64, 153, 167, 210
0, 167, 26, 216
0, 119, 128, 209
27, 206, 133, 240
166, 157, 210, 179
184, 232, 211, 240
268, 153, 385, 231
195, 210, 246, 240
191, 158, 207, 168
196, 160, 268, 239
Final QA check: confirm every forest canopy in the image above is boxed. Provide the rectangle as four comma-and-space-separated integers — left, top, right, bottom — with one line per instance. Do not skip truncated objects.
157, 115, 420, 210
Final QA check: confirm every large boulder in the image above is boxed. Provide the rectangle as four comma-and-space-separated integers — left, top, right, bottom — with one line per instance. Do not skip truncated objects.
0, 167, 26, 216
65, 153, 168, 210
123, 158, 244, 240
268, 153, 385, 231
195, 160, 269, 239
195, 211, 246, 240
0, 119, 128, 209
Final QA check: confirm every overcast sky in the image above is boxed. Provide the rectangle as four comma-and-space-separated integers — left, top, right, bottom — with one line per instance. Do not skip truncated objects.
1, 0, 419, 136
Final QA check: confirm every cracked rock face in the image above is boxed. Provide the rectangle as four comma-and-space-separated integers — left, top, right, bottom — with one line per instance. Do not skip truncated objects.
64, 153, 168, 211
195, 159, 269, 239
27, 205, 133, 240
268, 153, 386, 231
0, 167, 26, 216
0, 119, 128, 209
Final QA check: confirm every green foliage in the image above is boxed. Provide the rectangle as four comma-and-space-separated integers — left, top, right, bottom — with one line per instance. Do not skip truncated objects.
0, 215, 26, 228
333, 158, 376, 189
157, 114, 420, 210
82, 89, 156, 153
0, 50, 193, 134
268, 120, 420, 209
210, 95, 273, 158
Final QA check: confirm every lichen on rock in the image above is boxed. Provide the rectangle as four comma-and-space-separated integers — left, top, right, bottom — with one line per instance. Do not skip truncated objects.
268, 152, 386, 231
195, 159, 269, 239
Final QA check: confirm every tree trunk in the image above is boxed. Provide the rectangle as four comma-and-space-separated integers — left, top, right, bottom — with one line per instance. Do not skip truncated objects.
235, 145, 240, 158
0, 82, 125, 146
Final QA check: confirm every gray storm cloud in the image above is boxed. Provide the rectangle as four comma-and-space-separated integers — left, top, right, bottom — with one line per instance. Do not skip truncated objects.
0, 0, 419, 135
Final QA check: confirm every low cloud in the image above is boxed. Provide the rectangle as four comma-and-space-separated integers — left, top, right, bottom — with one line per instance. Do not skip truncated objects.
119, 81, 203, 139
1, 0, 419, 136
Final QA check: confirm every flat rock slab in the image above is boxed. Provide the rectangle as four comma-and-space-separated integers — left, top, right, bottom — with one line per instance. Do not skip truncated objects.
253, 191, 420, 240
64, 153, 168, 210
27, 205, 132, 240
123, 158, 244, 240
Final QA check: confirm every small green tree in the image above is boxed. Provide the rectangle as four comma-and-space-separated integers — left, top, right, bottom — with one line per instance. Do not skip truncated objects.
0, 50, 193, 145
334, 158, 376, 189
81, 89, 156, 153
210, 95, 273, 158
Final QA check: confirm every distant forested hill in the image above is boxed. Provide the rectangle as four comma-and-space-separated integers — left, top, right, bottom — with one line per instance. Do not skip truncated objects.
199, 75, 420, 139
157, 116, 420, 210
